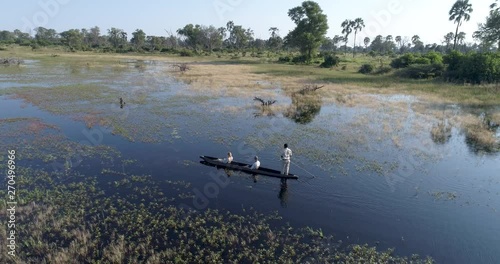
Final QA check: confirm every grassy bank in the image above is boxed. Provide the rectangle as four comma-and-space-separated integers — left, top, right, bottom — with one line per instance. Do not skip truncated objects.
2, 44, 498, 105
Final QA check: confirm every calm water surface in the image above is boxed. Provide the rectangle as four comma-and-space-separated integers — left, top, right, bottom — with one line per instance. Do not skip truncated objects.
1, 60, 499, 263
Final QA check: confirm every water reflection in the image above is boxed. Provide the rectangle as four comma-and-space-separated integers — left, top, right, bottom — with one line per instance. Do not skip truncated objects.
254, 107, 276, 118
431, 121, 452, 145
278, 179, 288, 208
284, 92, 322, 124
462, 111, 500, 155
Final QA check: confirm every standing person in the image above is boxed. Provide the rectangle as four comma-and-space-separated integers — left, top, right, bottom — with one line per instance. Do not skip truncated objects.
281, 144, 292, 175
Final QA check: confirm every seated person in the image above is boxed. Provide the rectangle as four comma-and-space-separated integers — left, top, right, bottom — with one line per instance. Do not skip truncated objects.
218, 152, 233, 164
249, 156, 260, 170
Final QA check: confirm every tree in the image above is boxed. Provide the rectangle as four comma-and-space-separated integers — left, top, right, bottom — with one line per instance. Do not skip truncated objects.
87, 26, 101, 48
457, 31, 466, 50
35, 27, 58, 45
332, 35, 344, 51
201, 25, 224, 52
0, 31, 15, 43
384, 35, 396, 53
411, 35, 424, 52
369, 35, 384, 53
268, 27, 283, 51
395, 36, 402, 48
285, 1, 329, 61
177, 24, 203, 51
474, 1, 500, 50
60, 29, 84, 50
449, 0, 473, 50
108, 28, 126, 49
363, 37, 370, 50
351, 18, 365, 57
13, 29, 32, 45
146, 36, 164, 52
225, 21, 254, 51
341, 19, 353, 54
131, 29, 146, 50
443, 32, 455, 49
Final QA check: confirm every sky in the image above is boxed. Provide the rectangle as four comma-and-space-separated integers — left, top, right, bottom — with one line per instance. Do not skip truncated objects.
3, 0, 492, 46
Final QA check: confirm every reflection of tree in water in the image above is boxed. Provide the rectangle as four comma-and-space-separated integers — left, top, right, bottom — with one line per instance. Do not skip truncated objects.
254, 107, 276, 118
464, 112, 500, 155
284, 92, 322, 124
431, 121, 452, 144
253, 97, 277, 118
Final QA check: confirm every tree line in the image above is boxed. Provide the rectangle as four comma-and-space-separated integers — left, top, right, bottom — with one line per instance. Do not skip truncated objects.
0, 0, 497, 59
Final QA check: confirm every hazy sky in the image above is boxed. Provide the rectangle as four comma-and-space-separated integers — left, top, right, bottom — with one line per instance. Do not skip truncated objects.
4, 0, 492, 45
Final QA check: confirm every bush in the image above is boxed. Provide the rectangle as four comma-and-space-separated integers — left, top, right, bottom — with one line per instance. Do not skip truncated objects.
373, 66, 392, 75
414, 57, 431, 64
278, 56, 292, 63
425, 51, 443, 64
358, 64, 374, 74
320, 54, 340, 68
443, 51, 500, 84
292, 55, 308, 64
396, 63, 445, 79
390, 53, 416, 68
179, 50, 194, 57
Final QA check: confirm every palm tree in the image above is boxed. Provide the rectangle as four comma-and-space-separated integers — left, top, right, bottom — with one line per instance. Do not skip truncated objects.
449, 0, 473, 50
411, 35, 420, 45
395, 36, 402, 51
341, 19, 353, 55
351, 18, 365, 57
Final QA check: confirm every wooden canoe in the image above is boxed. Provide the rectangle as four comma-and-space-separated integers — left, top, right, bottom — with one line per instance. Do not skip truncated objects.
200, 156, 299, 180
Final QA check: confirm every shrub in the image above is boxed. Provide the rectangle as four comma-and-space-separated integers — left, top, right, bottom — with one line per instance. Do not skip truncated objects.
414, 57, 431, 64
292, 55, 308, 64
373, 66, 392, 75
278, 56, 292, 63
396, 63, 445, 79
358, 64, 374, 74
425, 51, 443, 64
179, 50, 194, 57
390, 53, 416, 68
444, 51, 500, 84
320, 54, 340, 68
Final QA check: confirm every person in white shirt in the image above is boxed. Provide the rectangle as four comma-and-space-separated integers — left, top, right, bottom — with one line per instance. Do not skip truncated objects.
250, 156, 260, 170
218, 152, 233, 164
281, 144, 292, 175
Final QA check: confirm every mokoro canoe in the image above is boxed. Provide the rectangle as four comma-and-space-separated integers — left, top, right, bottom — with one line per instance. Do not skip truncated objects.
200, 156, 299, 180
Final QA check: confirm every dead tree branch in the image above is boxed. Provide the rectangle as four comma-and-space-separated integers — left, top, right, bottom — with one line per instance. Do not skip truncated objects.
297, 84, 324, 94
172, 63, 190, 72
254, 97, 277, 106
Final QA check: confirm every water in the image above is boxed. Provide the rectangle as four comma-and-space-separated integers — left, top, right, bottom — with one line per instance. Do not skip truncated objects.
1, 59, 499, 263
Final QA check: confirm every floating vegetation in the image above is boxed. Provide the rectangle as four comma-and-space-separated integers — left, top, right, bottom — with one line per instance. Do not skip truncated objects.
430, 191, 459, 201
431, 121, 452, 144
0, 163, 434, 264
0, 57, 23, 65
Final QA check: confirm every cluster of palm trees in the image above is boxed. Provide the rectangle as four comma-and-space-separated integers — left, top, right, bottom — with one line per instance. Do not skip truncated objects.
334, 0, 474, 57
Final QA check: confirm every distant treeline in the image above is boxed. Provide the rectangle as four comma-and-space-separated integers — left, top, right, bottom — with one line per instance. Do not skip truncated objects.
0, 23, 495, 56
